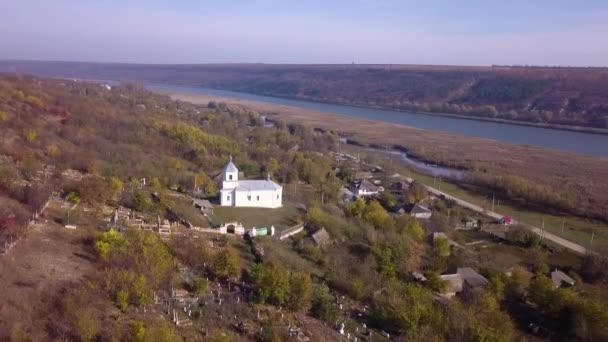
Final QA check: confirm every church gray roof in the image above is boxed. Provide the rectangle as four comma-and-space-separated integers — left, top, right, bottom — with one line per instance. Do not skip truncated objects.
235, 180, 282, 192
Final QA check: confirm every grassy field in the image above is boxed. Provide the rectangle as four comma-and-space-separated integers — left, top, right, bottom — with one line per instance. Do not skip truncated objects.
210, 201, 301, 231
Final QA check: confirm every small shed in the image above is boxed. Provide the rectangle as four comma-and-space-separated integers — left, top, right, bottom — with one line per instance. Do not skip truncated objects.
439, 274, 464, 298
551, 269, 575, 288
311, 228, 331, 247
193, 199, 214, 216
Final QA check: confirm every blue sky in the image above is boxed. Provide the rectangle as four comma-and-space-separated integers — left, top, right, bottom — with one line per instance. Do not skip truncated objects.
0, 0, 606, 66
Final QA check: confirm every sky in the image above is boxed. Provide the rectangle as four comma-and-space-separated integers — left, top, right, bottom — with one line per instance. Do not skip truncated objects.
0, 0, 607, 66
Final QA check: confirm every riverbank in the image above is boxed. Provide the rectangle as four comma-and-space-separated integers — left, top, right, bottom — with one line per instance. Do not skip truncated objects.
193, 86, 608, 136
167, 91, 608, 224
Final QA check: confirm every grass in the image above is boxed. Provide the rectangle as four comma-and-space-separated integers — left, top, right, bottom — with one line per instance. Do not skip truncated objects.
345, 145, 608, 254
210, 201, 300, 231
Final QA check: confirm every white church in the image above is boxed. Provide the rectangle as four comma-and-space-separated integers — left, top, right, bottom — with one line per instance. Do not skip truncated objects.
219, 156, 283, 208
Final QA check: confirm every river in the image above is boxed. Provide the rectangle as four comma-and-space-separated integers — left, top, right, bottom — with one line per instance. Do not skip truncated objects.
138, 83, 608, 157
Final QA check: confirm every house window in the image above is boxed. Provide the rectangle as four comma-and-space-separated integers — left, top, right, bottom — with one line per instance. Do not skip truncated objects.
227, 195, 230, 201
257, 196, 260, 201
247, 195, 251, 201
277, 194, 280, 199
229, 174, 233, 180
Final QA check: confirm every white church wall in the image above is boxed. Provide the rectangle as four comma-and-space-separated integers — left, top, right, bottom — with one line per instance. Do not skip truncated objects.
233, 189, 282, 208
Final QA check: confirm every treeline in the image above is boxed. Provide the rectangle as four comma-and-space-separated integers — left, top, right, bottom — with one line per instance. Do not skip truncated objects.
2, 61, 608, 128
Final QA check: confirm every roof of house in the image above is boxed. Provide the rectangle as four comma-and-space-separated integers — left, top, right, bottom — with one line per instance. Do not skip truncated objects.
357, 179, 380, 192
440, 274, 464, 294
551, 269, 575, 287
411, 203, 432, 215
311, 228, 331, 246
235, 180, 282, 192
457, 267, 490, 288
192, 199, 213, 209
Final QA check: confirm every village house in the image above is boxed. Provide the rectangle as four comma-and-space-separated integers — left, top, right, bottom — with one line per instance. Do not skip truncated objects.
457, 267, 490, 289
219, 156, 283, 209
551, 269, 575, 288
439, 267, 488, 299
340, 187, 357, 203
439, 274, 463, 299
410, 203, 432, 219
353, 179, 382, 197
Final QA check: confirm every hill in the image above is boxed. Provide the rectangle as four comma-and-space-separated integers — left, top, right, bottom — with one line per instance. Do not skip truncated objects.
2, 61, 608, 128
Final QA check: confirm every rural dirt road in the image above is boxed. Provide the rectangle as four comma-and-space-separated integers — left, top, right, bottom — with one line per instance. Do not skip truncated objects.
410, 178, 588, 254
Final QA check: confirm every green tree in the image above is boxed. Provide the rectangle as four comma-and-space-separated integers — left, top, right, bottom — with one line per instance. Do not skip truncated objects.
311, 284, 339, 323
95, 230, 127, 259
132, 190, 151, 212
362, 200, 394, 230
73, 308, 98, 342
192, 276, 209, 296
345, 197, 366, 217
130, 321, 147, 342
288, 272, 312, 311
213, 245, 241, 280
116, 289, 129, 312
379, 191, 397, 210
433, 237, 450, 257
147, 319, 182, 342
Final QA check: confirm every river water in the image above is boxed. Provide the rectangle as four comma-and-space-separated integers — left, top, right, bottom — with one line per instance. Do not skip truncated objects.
141, 83, 608, 158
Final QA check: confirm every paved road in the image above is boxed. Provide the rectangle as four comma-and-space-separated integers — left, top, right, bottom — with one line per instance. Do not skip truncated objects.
404, 177, 588, 254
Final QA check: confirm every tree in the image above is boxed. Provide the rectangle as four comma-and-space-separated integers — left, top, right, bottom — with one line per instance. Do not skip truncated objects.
362, 200, 394, 230
108, 176, 123, 200
433, 237, 450, 257
345, 197, 365, 217
66, 191, 80, 204
192, 276, 209, 295
407, 182, 427, 204
379, 191, 397, 210
132, 190, 151, 212
213, 245, 241, 280
311, 283, 339, 323
130, 321, 147, 342
288, 272, 312, 311
147, 319, 182, 342
371, 283, 442, 335
95, 230, 126, 259
73, 308, 98, 342
116, 289, 129, 312
580, 254, 608, 283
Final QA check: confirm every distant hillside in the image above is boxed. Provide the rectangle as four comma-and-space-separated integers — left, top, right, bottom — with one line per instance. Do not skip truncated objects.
2, 61, 608, 128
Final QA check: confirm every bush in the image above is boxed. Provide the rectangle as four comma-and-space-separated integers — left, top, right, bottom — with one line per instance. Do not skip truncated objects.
311, 283, 340, 323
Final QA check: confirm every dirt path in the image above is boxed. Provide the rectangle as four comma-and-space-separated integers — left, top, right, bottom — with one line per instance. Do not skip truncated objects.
416, 178, 587, 254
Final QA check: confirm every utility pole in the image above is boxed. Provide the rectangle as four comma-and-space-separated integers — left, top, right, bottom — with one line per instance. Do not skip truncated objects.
591, 231, 595, 246
541, 219, 545, 240
321, 191, 325, 204
561, 217, 565, 234
491, 194, 495, 212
